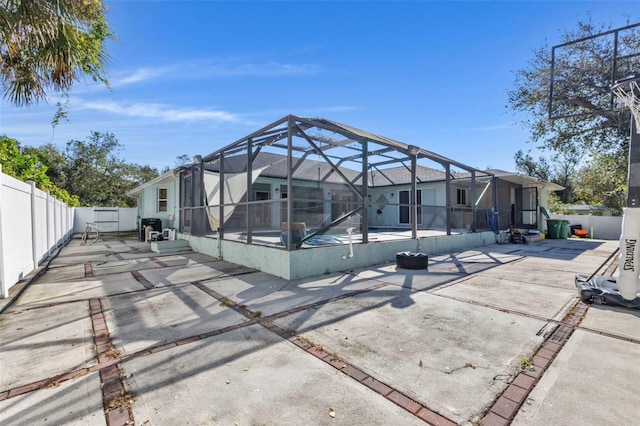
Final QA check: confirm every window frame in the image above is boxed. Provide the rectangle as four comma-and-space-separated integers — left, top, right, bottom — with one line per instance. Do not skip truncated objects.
157, 187, 168, 213
456, 188, 467, 206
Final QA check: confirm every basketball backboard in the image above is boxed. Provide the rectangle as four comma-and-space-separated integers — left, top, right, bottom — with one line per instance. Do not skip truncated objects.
548, 22, 640, 119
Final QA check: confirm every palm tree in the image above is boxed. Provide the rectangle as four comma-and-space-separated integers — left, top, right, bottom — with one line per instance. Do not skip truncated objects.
0, 0, 113, 106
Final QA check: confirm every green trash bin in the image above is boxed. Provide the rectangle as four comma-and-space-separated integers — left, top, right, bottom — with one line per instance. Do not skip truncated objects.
560, 220, 570, 239
546, 219, 563, 239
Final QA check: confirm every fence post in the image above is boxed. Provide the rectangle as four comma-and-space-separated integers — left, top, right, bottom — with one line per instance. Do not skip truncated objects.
27, 181, 38, 270
46, 191, 52, 257
0, 165, 7, 298
53, 195, 59, 248
64, 206, 68, 241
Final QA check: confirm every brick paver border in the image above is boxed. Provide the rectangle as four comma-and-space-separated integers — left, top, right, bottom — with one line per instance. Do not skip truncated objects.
89, 298, 135, 426
479, 301, 590, 425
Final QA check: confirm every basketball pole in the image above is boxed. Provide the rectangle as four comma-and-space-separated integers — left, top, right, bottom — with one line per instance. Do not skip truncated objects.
627, 117, 640, 208
618, 113, 640, 301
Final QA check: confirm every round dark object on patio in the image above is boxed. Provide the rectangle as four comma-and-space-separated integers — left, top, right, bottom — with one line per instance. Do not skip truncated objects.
396, 251, 428, 270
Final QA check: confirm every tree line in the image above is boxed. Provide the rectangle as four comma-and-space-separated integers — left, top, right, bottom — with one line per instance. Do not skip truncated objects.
508, 18, 639, 215
0, 132, 160, 207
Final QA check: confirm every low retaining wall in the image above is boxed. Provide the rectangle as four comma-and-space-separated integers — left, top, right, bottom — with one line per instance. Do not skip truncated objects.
179, 231, 497, 280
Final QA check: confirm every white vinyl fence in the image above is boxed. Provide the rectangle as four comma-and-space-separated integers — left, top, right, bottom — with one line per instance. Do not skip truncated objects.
549, 214, 622, 240
0, 166, 74, 298
73, 207, 137, 233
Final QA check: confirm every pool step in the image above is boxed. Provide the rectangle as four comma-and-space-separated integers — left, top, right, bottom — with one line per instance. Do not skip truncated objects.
151, 239, 191, 254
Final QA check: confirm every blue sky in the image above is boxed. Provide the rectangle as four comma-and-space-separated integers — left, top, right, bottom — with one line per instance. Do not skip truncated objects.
1, 1, 637, 172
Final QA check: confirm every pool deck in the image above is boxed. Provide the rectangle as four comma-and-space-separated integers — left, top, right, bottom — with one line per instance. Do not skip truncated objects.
1, 235, 638, 425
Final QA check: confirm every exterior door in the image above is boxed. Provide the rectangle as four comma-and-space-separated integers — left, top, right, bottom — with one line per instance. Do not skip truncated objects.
254, 190, 271, 227
515, 187, 538, 229
399, 190, 422, 225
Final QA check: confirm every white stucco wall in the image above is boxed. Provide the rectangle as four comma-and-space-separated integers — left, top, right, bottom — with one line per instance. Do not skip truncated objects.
135, 176, 179, 230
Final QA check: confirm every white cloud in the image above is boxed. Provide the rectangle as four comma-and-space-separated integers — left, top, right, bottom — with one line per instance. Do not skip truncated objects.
201, 62, 321, 77
75, 99, 241, 123
109, 58, 321, 87
113, 67, 174, 86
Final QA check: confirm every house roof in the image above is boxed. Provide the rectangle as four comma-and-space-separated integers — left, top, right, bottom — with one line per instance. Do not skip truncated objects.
568, 204, 603, 212
369, 165, 447, 187
455, 169, 565, 192
204, 152, 362, 185
126, 171, 176, 197
203, 152, 473, 187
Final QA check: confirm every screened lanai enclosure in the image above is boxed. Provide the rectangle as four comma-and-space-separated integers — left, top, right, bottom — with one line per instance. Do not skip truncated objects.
178, 115, 503, 254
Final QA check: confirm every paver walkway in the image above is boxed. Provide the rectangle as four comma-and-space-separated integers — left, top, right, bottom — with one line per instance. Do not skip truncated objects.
1, 235, 637, 425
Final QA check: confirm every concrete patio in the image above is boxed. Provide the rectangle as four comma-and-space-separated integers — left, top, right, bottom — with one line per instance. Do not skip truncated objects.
0, 235, 638, 425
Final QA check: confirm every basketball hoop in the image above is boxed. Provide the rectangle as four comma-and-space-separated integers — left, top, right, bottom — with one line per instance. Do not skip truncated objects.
612, 74, 640, 134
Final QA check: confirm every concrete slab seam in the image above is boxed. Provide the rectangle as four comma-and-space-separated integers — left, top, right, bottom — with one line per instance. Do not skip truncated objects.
149, 257, 169, 267
89, 298, 135, 426
480, 299, 590, 425
263, 283, 389, 322
131, 271, 154, 290
433, 293, 552, 323
577, 325, 640, 344
192, 280, 387, 324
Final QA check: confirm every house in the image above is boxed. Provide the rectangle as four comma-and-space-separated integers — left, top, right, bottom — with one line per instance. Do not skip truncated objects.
567, 203, 605, 216
125, 171, 178, 238
128, 115, 563, 279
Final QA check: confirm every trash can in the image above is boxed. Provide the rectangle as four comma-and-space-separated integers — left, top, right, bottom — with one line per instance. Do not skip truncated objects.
560, 220, 571, 239
546, 219, 563, 239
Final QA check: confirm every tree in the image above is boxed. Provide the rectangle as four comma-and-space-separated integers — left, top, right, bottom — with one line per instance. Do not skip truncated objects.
0, 135, 79, 205
508, 18, 639, 167
574, 152, 627, 214
0, 0, 114, 106
550, 148, 581, 204
64, 131, 159, 207
514, 149, 551, 180
23, 142, 69, 188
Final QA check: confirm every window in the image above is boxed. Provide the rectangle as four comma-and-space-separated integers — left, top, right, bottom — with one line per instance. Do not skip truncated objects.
456, 188, 467, 205
158, 188, 168, 212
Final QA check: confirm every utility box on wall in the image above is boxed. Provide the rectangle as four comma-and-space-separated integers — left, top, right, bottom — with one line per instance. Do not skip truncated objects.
139, 218, 162, 241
